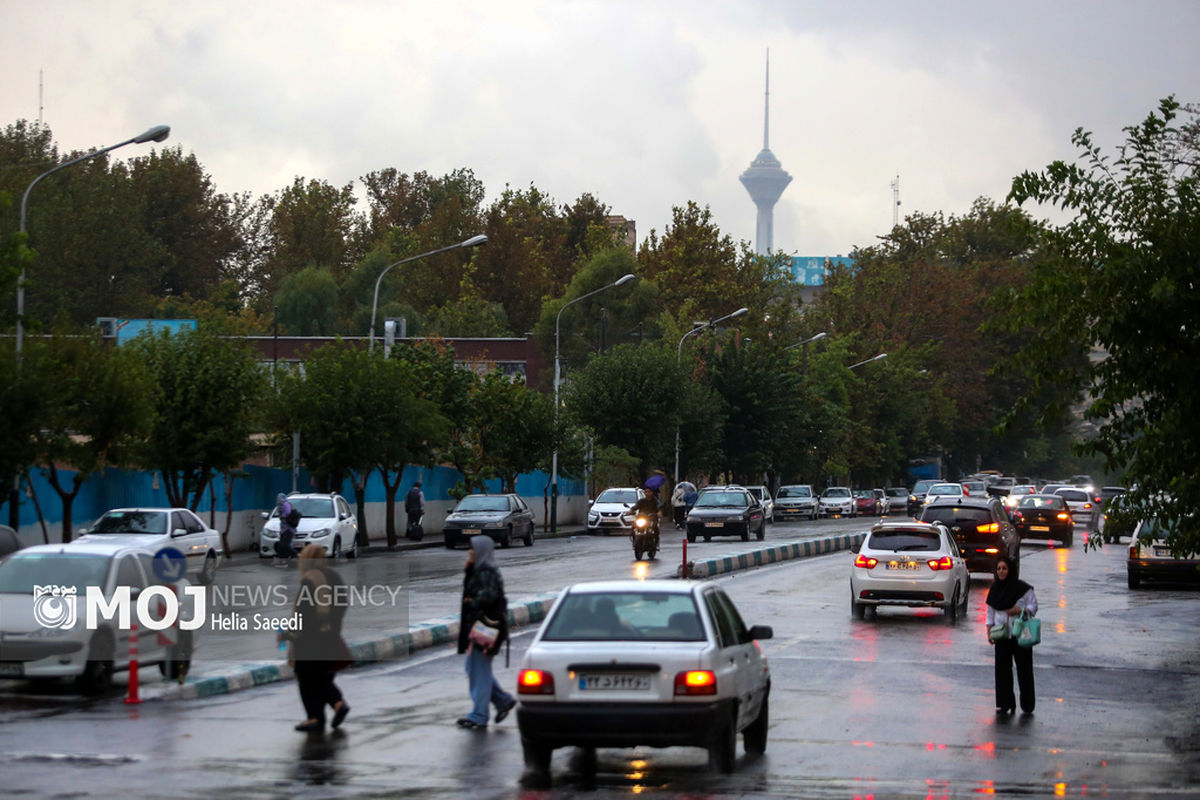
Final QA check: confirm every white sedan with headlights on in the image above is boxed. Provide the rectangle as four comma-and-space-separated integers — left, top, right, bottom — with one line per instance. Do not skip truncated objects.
515, 580, 772, 780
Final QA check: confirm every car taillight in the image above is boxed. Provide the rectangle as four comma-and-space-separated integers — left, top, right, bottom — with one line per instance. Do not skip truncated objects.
854, 554, 878, 569
1012, 511, 1024, 523
518, 669, 555, 695
1056, 512, 1070, 521
977, 522, 999, 534
928, 556, 953, 571
1083, 502, 1092, 510
674, 670, 717, 696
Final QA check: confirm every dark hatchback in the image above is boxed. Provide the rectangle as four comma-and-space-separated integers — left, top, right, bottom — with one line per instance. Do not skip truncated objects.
685, 487, 766, 543
918, 496, 1021, 573
442, 494, 536, 549
1011, 494, 1074, 545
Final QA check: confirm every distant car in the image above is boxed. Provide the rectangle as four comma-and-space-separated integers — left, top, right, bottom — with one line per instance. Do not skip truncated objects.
1003, 485, 1039, 508
1127, 517, 1200, 589
918, 496, 1021, 573
987, 476, 1017, 496
1038, 484, 1073, 495
884, 487, 908, 514
820, 487, 856, 517
77, 507, 223, 584
744, 486, 775, 523
774, 484, 818, 520
586, 487, 640, 532
686, 487, 766, 543
923, 483, 965, 505
854, 490, 881, 516
873, 489, 890, 514
907, 479, 940, 515
0, 541, 196, 692
850, 521, 971, 621
1100, 491, 1138, 543
515, 579, 773, 776
443, 493, 535, 549
260, 493, 359, 559
961, 480, 987, 498
1011, 494, 1074, 545
1053, 487, 1097, 529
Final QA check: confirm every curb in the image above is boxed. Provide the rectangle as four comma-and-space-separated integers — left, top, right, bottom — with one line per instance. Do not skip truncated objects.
149, 531, 864, 701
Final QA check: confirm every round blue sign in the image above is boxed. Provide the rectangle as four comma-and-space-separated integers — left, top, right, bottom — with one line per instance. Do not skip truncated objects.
152, 547, 188, 583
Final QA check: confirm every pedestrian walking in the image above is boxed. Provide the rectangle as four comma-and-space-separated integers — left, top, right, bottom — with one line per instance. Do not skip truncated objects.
456, 535, 515, 730
985, 555, 1038, 715
283, 543, 352, 732
404, 481, 425, 540
274, 492, 299, 565
671, 482, 687, 529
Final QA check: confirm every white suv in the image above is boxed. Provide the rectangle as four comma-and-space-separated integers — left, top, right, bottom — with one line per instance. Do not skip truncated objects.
260, 493, 359, 559
820, 487, 856, 517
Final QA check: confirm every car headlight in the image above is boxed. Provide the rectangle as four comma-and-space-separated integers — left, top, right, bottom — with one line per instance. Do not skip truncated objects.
484, 521, 504, 529
587, 513, 599, 522
310, 528, 332, 540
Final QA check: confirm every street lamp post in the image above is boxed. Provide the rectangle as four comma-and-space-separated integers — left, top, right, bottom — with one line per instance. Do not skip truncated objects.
674, 307, 749, 482
550, 273, 637, 532
848, 353, 888, 370
368, 234, 488, 353
15, 124, 171, 359
786, 331, 827, 372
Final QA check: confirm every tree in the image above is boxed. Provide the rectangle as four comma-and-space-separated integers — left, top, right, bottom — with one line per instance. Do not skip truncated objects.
1004, 97, 1200, 556
471, 372, 556, 493
259, 177, 359, 300
276, 266, 339, 335
130, 327, 264, 511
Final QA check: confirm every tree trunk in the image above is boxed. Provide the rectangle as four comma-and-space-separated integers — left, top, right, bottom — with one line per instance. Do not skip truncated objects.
44, 466, 85, 543
350, 470, 369, 547
378, 465, 402, 550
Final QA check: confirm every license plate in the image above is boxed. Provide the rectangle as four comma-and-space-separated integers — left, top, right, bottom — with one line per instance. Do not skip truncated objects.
463, 529, 481, 535
0, 661, 23, 677
704, 522, 724, 528
886, 560, 920, 570
1154, 546, 1172, 558
579, 673, 651, 691
1031, 526, 1050, 532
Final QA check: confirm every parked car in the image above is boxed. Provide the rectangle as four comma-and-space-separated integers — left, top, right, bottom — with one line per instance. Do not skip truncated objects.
1053, 487, 1097, 529
260, 493, 359, 559
907, 479, 940, 515
854, 490, 881, 516
744, 485, 775, 523
1127, 517, 1200, 589
873, 489, 890, 514
77, 507, 223, 584
850, 521, 970, 621
774, 484, 818, 520
0, 541, 196, 692
685, 487, 766, 543
918, 496, 1021, 573
884, 487, 908, 514
819, 487, 856, 517
1011, 494, 1074, 545
515, 579, 772, 776
1100, 491, 1138, 543
586, 487, 640, 532
443, 493, 535, 549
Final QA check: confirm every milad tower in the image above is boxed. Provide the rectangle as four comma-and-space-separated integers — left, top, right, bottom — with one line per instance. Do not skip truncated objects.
739, 51, 792, 255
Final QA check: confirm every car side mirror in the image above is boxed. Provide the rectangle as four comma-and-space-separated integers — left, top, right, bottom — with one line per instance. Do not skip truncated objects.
171, 528, 189, 538
261, 511, 270, 520
748, 624, 773, 640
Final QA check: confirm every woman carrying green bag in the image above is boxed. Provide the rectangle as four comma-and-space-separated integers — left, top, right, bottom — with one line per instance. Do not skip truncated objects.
985, 556, 1039, 716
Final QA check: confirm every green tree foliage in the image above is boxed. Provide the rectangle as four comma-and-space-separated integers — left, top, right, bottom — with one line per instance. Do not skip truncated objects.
1004, 97, 1200, 555
0, 335, 50, 524
129, 327, 263, 510
276, 266, 339, 335
29, 331, 154, 540
470, 371, 556, 494
258, 177, 359, 303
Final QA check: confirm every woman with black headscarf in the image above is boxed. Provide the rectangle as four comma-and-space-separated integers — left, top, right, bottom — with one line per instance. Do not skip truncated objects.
985, 555, 1038, 715
456, 535, 515, 730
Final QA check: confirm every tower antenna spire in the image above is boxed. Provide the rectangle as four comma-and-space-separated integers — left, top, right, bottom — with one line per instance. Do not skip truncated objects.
763, 49, 770, 150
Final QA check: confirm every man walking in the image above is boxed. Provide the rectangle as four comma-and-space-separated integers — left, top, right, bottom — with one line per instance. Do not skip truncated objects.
405, 481, 426, 540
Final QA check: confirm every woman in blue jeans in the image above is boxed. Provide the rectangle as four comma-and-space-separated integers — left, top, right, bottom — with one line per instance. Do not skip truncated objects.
456, 535, 515, 730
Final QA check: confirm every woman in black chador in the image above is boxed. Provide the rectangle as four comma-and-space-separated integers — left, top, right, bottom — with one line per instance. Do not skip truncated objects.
984, 556, 1038, 715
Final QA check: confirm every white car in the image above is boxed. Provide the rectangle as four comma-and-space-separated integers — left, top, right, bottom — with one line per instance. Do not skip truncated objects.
585, 487, 640, 532
850, 521, 970, 621
515, 580, 772, 778
744, 485, 775, 523
1127, 517, 1200, 589
819, 486, 856, 517
1053, 487, 1097, 528
922, 482, 966, 505
0, 542, 196, 692
261, 493, 358, 559
76, 507, 223, 585
775, 484, 818, 520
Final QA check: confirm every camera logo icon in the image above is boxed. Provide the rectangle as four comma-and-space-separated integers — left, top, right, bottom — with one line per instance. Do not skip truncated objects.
33, 585, 77, 629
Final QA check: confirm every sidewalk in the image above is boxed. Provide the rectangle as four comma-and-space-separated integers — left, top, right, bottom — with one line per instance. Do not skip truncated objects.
148, 529, 865, 701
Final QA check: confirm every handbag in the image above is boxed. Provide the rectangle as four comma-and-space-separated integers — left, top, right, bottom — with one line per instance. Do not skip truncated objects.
988, 622, 1009, 642
1013, 614, 1041, 648
468, 616, 501, 649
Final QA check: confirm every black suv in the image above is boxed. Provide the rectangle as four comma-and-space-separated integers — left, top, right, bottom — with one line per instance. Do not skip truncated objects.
918, 496, 1020, 573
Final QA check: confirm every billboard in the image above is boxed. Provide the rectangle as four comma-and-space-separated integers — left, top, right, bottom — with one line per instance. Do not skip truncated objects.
788, 256, 855, 287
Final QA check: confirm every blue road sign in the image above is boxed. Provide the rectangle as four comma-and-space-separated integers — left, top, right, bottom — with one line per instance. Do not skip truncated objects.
152, 547, 188, 583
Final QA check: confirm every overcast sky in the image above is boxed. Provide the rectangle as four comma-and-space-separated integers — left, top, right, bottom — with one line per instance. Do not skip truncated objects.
2, 1, 1197, 258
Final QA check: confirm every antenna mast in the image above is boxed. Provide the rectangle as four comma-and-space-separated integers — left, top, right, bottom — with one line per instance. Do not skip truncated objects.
38, 69, 44, 125
891, 173, 901, 228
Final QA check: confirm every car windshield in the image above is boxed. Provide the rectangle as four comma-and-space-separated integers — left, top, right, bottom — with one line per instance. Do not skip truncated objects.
929, 485, 961, 496
90, 510, 167, 535
541, 592, 704, 641
886, 488, 907, 497
855, 490, 874, 499
1019, 495, 1065, 509
290, 497, 336, 518
912, 480, 938, 493
963, 482, 985, 493
922, 506, 991, 526
777, 486, 811, 498
456, 496, 509, 512
866, 530, 943, 552
1057, 489, 1088, 502
823, 488, 851, 498
695, 491, 748, 508
747, 487, 767, 500
0, 553, 111, 594
595, 489, 638, 504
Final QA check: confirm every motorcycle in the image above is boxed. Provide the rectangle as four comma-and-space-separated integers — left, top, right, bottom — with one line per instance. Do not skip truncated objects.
631, 513, 659, 561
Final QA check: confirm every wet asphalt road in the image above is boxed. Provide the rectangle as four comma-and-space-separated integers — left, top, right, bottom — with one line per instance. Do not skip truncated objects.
1, 517, 1198, 798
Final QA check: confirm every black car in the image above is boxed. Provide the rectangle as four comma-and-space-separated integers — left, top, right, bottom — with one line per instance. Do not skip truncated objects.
907, 479, 939, 516
1011, 494, 1074, 546
918, 496, 1020, 573
685, 487, 766, 543
442, 494, 536, 549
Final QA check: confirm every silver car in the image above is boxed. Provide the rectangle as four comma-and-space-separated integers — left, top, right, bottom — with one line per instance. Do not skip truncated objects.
850, 521, 970, 621
775, 484, 819, 520
744, 485, 775, 523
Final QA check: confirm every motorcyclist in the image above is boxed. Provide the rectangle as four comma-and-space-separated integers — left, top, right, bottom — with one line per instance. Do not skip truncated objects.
630, 487, 662, 533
